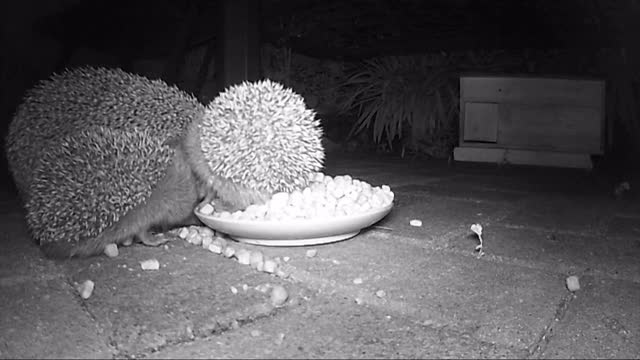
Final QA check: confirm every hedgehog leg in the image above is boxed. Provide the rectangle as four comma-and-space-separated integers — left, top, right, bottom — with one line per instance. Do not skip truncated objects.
121, 146, 204, 249
135, 230, 173, 247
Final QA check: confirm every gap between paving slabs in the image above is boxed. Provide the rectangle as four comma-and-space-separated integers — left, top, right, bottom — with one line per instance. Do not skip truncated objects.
148, 291, 528, 359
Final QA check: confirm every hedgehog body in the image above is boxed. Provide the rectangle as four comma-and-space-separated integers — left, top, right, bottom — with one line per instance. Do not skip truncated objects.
5, 66, 203, 199
185, 79, 325, 211
6, 67, 206, 258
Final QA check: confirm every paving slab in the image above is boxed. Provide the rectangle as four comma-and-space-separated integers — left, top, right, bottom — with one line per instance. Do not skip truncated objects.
57, 240, 306, 358
606, 214, 640, 239
222, 231, 567, 352
376, 192, 514, 241
148, 293, 527, 359
445, 225, 640, 283
501, 194, 615, 235
2, 155, 639, 359
613, 197, 640, 217
395, 181, 527, 203
539, 276, 640, 359
0, 200, 114, 359
0, 212, 63, 283
0, 277, 115, 359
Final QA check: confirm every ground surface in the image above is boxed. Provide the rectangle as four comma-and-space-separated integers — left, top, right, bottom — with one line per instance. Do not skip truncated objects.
1, 153, 639, 359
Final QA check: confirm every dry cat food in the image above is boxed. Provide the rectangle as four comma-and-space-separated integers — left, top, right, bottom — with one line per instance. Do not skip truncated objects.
202, 172, 394, 221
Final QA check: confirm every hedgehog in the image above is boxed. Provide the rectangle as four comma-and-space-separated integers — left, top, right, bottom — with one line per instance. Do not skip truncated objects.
26, 126, 204, 258
5, 66, 204, 200
5, 67, 206, 258
184, 79, 325, 211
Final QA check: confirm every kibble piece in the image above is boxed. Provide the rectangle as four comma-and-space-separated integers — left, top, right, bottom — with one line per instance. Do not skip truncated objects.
566, 275, 580, 292
104, 243, 119, 257
270, 285, 288, 307
223, 246, 236, 258
199, 227, 215, 238
200, 203, 215, 215
208, 243, 222, 254
263, 259, 277, 273
140, 259, 160, 270
255, 283, 271, 293
236, 249, 251, 265
177, 227, 190, 239
77, 280, 95, 299
250, 251, 264, 269
190, 234, 203, 246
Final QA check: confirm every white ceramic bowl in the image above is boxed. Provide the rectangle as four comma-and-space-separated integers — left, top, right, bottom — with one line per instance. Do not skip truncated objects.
195, 202, 393, 246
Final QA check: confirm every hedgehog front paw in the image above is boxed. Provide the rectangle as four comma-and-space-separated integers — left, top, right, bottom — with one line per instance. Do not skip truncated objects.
136, 230, 173, 247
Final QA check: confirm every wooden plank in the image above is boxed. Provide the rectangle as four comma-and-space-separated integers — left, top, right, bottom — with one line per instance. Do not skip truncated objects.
498, 104, 602, 153
453, 146, 593, 169
461, 76, 604, 107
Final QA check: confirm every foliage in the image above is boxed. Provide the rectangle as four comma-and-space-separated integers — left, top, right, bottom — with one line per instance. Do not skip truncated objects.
340, 55, 459, 157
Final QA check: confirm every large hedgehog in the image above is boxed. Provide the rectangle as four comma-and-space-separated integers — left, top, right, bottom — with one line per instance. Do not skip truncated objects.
5, 68, 325, 258
5, 67, 206, 258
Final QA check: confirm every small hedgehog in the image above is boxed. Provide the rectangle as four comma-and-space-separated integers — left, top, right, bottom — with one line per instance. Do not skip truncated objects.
5, 66, 203, 199
26, 126, 203, 258
184, 79, 325, 211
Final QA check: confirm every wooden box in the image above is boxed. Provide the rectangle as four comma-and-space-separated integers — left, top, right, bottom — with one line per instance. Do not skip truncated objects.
454, 75, 606, 169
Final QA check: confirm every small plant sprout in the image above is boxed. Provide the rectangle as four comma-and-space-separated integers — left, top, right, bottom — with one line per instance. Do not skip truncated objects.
470, 223, 484, 257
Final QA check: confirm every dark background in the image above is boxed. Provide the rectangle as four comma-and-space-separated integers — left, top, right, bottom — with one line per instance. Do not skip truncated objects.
2, 0, 639, 186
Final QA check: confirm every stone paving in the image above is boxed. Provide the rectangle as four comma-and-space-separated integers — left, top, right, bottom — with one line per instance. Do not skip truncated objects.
1, 153, 639, 359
